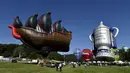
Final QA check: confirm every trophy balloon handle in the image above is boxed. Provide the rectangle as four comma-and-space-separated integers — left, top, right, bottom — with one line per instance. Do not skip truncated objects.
111, 27, 119, 37
89, 34, 93, 42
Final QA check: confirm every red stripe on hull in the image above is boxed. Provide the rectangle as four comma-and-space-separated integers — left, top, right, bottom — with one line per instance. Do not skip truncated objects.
8, 25, 21, 39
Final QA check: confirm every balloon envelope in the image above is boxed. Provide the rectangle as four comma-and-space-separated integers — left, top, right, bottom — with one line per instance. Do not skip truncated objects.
82, 49, 93, 61
74, 48, 81, 61
8, 13, 72, 55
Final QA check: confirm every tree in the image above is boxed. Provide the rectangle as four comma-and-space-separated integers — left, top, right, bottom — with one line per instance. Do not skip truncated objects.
64, 54, 77, 62
28, 52, 37, 59
127, 49, 130, 61
0, 46, 6, 55
118, 47, 130, 61
47, 52, 63, 61
13, 46, 26, 58
36, 54, 43, 59
119, 48, 125, 61
0, 44, 19, 56
2, 51, 11, 57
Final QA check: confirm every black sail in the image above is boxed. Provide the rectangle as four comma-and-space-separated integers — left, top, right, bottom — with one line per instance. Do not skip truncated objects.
61, 27, 68, 33
38, 12, 52, 33
13, 16, 23, 28
53, 20, 62, 33
64, 28, 68, 33
25, 14, 38, 29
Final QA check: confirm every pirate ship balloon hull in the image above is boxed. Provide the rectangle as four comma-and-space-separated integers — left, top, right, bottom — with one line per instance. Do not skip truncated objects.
8, 12, 72, 53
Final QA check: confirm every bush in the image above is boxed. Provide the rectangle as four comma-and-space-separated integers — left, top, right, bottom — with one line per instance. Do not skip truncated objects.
28, 52, 37, 59
28, 52, 43, 59
47, 52, 63, 61
36, 54, 43, 59
2, 51, 11, 57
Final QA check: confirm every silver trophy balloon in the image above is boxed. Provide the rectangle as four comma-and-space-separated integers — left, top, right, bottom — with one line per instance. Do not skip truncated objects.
89, 21, 119, 61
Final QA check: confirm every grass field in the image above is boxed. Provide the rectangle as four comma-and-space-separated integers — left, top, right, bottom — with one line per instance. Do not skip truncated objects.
0, 62, 130, 73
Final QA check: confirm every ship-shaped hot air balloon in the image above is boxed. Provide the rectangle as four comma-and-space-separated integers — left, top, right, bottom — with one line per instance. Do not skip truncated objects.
8, 12, 72, 55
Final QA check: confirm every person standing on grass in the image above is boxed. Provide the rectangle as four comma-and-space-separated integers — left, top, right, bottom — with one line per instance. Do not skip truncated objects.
55, 63, 59, 71
58, 63, 63, 72
72, 63, 75, 68
37, 59, 40, 66
40, 60, 44, 67
84, 63, 87, 68
78, 62, 81, 67
37, 59, 44, 67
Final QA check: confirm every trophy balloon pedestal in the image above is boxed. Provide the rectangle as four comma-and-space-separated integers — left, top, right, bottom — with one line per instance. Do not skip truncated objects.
96, 51, 115, 61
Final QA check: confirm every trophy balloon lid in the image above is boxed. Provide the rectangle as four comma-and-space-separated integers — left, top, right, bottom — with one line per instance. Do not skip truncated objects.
94, 21, 109, 30
98, 21, 108, 28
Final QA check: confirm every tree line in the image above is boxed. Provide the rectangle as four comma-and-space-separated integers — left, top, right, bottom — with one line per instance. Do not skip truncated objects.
0, 44, 76, 61
0, 44, 130, 61
119, 47, 130, 61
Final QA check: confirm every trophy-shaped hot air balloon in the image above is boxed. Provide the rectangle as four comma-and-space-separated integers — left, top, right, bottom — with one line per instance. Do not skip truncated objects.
89, 21, 119, 61
8, 12, 72, 56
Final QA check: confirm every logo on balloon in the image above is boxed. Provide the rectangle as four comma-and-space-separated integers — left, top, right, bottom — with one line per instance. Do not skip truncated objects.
82, 49, 93, 61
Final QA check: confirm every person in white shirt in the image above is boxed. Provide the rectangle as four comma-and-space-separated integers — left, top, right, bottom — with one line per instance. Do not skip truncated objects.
58, 63, 63, 71
84, 63, 87, 68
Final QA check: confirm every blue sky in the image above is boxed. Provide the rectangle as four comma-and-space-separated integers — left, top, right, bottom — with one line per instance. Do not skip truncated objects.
0, 0, 130, 54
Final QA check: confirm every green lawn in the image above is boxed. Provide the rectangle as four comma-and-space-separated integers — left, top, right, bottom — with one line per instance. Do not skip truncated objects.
0, 62, 130, 73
